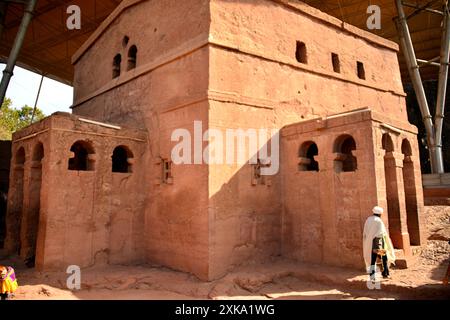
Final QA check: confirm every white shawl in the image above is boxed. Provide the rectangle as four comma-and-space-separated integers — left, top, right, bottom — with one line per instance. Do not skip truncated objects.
362, 215, 396, 270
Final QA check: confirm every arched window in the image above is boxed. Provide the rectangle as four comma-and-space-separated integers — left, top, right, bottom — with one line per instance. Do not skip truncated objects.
127, 45, 137, 70
122, 35, 130, 47
295, 41, 307, 64
68, 141, 95, 171
113, 54, 121, 78
298, 141, 319, 171
382, 133, 394, 152
112, 146, 133, 173
15, 147, 25, 165
32, 143, 44, 162
334, 135, 357, 172
401, 139, 412, 157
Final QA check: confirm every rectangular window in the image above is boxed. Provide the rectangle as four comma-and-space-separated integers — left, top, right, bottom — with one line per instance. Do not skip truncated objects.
332, 53, 341, 73
357, 61, 366, 80
295, 41, 308, 64
161, 159, 173, 184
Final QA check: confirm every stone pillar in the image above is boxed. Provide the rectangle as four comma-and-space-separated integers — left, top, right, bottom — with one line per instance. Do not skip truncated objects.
4, 158, 25, 254
317, 151, 339, 266
404, 135, 426, 247
384, 151, 411, 256
19, 155, 32, 260
412, 157, 426, 246
20, 158, 43, 262
402, 154, 421, 246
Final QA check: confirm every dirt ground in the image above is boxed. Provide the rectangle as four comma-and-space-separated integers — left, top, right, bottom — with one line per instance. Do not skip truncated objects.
1, 206, 449, 300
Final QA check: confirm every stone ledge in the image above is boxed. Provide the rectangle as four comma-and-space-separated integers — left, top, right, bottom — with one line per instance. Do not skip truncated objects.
11, 112, 147, 143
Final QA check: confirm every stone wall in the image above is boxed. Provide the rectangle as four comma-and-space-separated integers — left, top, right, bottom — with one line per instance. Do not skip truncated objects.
0, 141, 11, 192
72, 0, 210, 103
280, 109, 424, 269
64, 0, 424, 280
0, 140, 11, 248
5, 113, 147, 270
206, 0, 411, 278
209, 0, 407, 124
71, 0, 212, 279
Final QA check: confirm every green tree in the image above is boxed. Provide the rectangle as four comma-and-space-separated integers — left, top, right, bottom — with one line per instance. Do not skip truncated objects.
0, 98, 45, 140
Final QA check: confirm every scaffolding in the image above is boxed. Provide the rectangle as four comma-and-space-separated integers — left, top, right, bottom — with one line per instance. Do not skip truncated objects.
0, 0, 38, 108
395, 0, 450, 174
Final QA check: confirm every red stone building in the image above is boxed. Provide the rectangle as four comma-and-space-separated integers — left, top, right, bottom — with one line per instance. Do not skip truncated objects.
4, 0, 424, 281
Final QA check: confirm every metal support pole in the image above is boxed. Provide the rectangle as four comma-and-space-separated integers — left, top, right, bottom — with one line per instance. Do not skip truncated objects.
30, 73, 44, 124
428, 56, 442, 63
0, 0, 38, 108
395, 0, 442, 173
403, 0, 443, 17
434, 3, 450, 174
417, 59, 442, 67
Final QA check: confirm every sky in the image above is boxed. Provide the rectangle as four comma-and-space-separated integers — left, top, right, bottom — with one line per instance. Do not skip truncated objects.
1, 64, 73, 116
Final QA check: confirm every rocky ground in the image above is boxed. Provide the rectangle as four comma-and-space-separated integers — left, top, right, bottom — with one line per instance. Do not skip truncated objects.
1, 206, 449, 300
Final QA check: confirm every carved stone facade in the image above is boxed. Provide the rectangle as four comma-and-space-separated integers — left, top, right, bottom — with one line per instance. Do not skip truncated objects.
4, 0, 424, 280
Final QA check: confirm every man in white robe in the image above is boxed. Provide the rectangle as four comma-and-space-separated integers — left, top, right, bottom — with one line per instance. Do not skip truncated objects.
363, 206, 396, 279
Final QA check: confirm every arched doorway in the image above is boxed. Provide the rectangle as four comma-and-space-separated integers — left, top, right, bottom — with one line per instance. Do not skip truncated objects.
401, 139, 420, 245
21, 143, 44, 267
